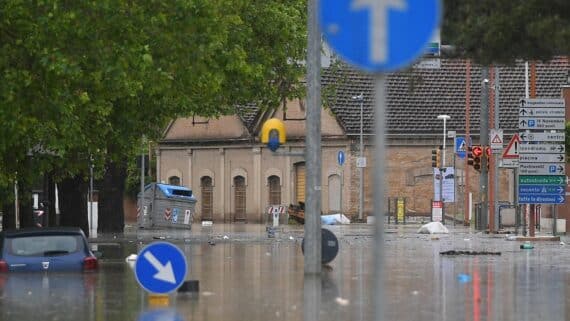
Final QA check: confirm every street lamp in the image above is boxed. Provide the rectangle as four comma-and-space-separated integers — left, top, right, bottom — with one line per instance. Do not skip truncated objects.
437, 115, 450, 223
437, 115, 451, 168
352, 93, 364, 221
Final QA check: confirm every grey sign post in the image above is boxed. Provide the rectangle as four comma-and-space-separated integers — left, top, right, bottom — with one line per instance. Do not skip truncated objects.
319, 2, 441, 321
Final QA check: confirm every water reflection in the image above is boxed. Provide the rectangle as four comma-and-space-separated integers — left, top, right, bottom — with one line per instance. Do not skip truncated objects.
384, 232, 570, 321
3, 228, 568, 321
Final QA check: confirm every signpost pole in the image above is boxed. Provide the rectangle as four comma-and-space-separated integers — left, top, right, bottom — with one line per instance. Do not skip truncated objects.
480, 68, 490, 231
373, 74, 386, 321
493, 68, 500, 231
304, 0, 322, 276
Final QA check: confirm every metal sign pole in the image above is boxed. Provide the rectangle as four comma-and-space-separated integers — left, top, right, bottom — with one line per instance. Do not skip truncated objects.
304, 0, 322, 275
373, 74, 386, 321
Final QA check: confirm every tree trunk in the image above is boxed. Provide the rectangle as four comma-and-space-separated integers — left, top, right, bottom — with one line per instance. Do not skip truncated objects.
59, 175, 89, 236
98, 159, 126, 233
18, 182, 34, 228
2, 202, 16, 230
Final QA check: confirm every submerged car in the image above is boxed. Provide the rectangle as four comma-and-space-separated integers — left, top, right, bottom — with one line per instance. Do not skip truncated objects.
0, 227, 98, 272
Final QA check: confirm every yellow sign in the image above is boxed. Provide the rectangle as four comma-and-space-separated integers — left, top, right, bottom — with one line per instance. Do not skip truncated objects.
397, 198, 405, 222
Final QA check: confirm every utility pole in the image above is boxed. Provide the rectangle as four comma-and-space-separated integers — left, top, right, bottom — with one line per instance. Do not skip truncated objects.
353, 93, 365, 221
493, 68, 500, 231
480, 68, 490, 230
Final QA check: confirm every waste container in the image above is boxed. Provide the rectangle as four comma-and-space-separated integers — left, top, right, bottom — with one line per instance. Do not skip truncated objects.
138, 183, 197, 229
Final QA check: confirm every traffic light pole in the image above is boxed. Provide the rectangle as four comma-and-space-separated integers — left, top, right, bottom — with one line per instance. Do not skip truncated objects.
480, 68, 490, 231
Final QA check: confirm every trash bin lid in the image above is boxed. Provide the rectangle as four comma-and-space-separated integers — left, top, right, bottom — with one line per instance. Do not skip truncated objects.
157, 183, 194, 199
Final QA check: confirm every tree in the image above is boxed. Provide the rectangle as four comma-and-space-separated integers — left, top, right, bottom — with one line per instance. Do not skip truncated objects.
442, 0, 570, 64
1, 0, 307, 233
96, 0, 307, 233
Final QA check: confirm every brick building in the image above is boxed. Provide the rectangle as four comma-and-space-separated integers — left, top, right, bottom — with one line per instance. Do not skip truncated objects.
157, 58, 570, 225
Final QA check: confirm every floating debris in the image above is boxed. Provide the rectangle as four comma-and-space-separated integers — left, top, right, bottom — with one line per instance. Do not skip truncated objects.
520, 243, 534, 249
457, 274, 472, 283
440, 250, 501, 256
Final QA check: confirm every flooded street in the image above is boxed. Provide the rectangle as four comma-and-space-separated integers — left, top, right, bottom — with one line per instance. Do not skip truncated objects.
1, 224, 570, 320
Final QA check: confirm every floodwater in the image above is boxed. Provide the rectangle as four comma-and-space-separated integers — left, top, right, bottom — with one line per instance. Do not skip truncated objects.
1, 224, 569, 321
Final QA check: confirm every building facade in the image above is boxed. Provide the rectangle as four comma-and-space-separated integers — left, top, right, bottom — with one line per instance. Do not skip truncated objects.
157, 58, 570, 225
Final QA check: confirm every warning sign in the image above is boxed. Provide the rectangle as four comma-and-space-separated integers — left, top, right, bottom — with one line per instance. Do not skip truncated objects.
490, 129, 503, 153
502, 134, 520, 159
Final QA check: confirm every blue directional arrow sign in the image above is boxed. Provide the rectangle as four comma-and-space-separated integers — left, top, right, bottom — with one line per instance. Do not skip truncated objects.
135, 242, 187, 294
519, 185, 565, 195
519, 195, 565, 204
320, 0, 441, 72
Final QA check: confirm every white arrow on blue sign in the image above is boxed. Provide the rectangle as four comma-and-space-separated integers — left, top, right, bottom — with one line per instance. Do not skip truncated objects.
135, 242, 187, 294
320, 0, 441, 72
519, 185, 565, 195
519, 195, 565, 204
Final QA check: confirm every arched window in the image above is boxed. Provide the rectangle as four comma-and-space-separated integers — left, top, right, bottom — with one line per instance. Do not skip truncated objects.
169, 176, 180, 186
268, 175, 281, 205
201, 176, 213, 220
234, 176, 246, 220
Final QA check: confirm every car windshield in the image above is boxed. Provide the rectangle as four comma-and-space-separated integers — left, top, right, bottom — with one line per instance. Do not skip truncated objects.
7, 235, 82, 257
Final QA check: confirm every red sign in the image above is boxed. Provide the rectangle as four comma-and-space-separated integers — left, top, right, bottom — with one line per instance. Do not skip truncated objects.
432, 201, 443, 208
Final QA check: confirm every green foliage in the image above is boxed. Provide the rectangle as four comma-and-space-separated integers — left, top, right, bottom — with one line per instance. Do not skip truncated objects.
442, 0, 570, 64
0, 0, 307, 202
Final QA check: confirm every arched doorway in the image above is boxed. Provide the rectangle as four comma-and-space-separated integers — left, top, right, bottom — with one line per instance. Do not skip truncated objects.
294, 162, 306, 205
234, 176, 246, 221
328, 174, 341, 213
201, 176, 213, 221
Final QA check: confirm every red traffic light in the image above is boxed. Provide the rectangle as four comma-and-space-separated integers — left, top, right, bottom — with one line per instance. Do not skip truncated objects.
485, 146, 491, 157
472, 145, 483, 157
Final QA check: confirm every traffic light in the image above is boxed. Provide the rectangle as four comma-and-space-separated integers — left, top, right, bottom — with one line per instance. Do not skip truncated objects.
472, 145, 483, 171
467, 146, 474, 167
431, 146, 441, 168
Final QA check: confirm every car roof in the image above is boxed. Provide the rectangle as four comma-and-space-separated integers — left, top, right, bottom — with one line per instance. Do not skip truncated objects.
0, 227, 86, 238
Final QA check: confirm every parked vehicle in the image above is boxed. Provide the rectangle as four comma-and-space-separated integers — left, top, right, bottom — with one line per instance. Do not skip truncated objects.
0, 227, 98, 272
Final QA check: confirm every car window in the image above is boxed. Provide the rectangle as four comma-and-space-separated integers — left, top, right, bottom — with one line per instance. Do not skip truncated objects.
8, 235, 82, 256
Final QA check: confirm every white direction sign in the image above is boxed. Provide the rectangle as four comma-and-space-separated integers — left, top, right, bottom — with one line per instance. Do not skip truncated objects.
519, 144, 565, 154
519, 108, 565, 117
519, 118, 565, 130
519, 163, 565, 175
519, 132, 565, 142
520, 98, 565, 108
519, 154, 565, 163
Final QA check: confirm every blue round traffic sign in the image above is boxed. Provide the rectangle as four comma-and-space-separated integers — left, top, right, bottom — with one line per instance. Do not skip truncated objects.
337, 150, 345, 165
320, 0, 441, 72
135, 242, 187, 294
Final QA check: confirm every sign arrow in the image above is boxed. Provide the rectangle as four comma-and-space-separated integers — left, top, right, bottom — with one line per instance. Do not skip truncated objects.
519, 119, 527, 126
519, 109, 528, 115
558, 145, 564, 152
558, 165, 565, 173
143, 251, 176, 284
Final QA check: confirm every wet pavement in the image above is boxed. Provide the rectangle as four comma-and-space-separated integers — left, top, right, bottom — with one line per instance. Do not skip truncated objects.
1, 223, 570, 321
